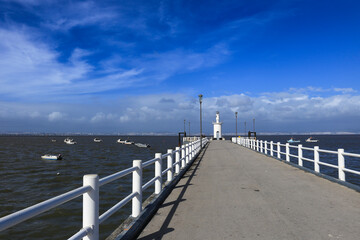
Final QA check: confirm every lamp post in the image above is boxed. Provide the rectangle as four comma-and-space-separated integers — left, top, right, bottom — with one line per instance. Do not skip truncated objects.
235, 112, 238, 137
244, 121, 247, 137
189, 121, 190, 137
198, 94, 203, 148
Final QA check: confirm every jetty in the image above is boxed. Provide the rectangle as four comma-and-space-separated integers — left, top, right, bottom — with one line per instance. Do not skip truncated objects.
1, 136, 360, 239
136, 140, 360, 239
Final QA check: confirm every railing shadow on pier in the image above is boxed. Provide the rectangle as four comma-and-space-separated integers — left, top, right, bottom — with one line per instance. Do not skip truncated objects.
137, 143, 209, 240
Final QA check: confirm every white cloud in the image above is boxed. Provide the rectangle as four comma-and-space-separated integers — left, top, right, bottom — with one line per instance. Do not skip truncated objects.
48, 111, 63, 121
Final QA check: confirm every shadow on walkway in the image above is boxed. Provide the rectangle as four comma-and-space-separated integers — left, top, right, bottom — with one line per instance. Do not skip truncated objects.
138, 144, 209, 240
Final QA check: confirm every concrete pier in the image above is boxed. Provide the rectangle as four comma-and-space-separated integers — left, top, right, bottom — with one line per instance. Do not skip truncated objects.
138, 140, 360, 239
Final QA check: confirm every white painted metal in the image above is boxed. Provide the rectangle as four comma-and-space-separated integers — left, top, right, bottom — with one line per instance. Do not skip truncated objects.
338, 149, 345, 181
185, 144, 189, 164
181, 145, 185, 169
83, 174, 99, 240
314, 146, 320, 172
167, 149, 173, 182
277, 142, 281, 159
270, 141, 273, 156
175, 147, 180, 174
298, 145, 303, 166
260, 140, 263, 153
155, 153, 162, 194
264, 141, 268, 154
285, 143, 290, 162
0, 185, 91, 232
132, 160, 142, 218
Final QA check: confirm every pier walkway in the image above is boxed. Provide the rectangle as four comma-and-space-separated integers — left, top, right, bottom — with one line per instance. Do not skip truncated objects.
138, 140, 360, 240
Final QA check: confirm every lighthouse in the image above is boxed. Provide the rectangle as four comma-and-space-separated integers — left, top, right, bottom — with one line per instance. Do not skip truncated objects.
212, 111, 223, 140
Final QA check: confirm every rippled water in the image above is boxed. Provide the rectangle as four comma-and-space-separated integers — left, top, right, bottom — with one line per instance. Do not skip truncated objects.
0, 136, 178, 240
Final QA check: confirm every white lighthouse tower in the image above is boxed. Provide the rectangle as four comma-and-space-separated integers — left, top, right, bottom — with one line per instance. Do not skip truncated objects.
212, 111, 223, 140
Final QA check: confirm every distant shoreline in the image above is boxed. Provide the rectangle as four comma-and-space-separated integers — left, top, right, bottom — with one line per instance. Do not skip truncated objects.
1, 132, 360, 136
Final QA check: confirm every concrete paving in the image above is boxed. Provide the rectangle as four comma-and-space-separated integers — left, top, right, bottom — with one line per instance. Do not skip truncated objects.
138, 140, 360, 240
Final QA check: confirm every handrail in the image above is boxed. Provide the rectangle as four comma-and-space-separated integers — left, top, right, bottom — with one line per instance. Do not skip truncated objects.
68, 226, 93, 240
142, 157, 158, 168
99, 166, 137, 186
0, 185, 91, 231
232, 137, 359, 186
0, 137, 209, 240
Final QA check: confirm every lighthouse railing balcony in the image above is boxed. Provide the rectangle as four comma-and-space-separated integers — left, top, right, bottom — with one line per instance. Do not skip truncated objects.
0, 138, 209, 240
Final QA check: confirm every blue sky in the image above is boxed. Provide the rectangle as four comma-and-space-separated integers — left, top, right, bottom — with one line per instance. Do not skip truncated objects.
0, 0, 360, 134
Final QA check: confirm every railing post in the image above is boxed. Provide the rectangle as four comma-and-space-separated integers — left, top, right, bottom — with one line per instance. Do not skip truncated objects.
175, 147, 180, 174
338, 148, 345, 181
167, 149, 173, 182
260, 140, 263, 153
132, 160, 142, 218
181, 145, 185, 169
185, 144, 189, 164
155, 153, 162, 194
298, 145, 303, 166
270, 141, 273, 156
83, 174, 99, 240
314, 146, 320, 173
277, 142, 281, 159
256, 140, 259, 151
264, 141, 268, 154
286, 143, 290, 162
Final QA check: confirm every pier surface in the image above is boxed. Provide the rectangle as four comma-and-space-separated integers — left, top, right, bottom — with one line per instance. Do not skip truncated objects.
138, 140, 360, 239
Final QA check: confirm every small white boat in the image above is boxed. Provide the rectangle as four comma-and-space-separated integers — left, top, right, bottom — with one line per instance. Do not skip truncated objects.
51, 139, 57, 142
135, 143, 150, 148
306, 137, 319, 143
64, 138, 77, 144
287, 138, 301, 143
94, 138, 102, 143
41, 154, 62, 160
117, 139, 134, 144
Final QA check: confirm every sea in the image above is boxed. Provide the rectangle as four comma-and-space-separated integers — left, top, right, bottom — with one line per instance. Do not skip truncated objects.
0, 135, 360, 239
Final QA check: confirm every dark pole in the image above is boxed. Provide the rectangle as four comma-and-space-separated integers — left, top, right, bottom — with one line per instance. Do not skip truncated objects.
189, 121, 191, 137
244, 121, 246, 136
235, 112, 238, 137
253, 118, 255, 132
199, 94, 203, 148
184, 119, 186, 133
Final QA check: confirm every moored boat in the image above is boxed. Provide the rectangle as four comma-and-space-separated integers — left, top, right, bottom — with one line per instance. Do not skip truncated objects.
287, 138, 301, 143
41, 154, 62, 160
64, 138, 77, 144
94, 138, 102, 142
306, 137, 319, 143
135, 143, 150, 148
117, 139, 134, 144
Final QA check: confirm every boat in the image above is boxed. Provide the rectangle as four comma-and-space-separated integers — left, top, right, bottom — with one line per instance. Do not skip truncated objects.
124, 140, 134, 145
287, 138, 301, 143
94, 138, 103, 143
64, 138, 77, 144
135, 143, 150, 148
306, 137, 319, 143
117, 139, 134, 144
41, 154, 62, 160
51, 139, 56, 142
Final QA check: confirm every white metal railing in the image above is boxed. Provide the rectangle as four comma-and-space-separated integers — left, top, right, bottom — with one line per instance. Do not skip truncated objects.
232, 137, 360, 184
0, 138, 209, 240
